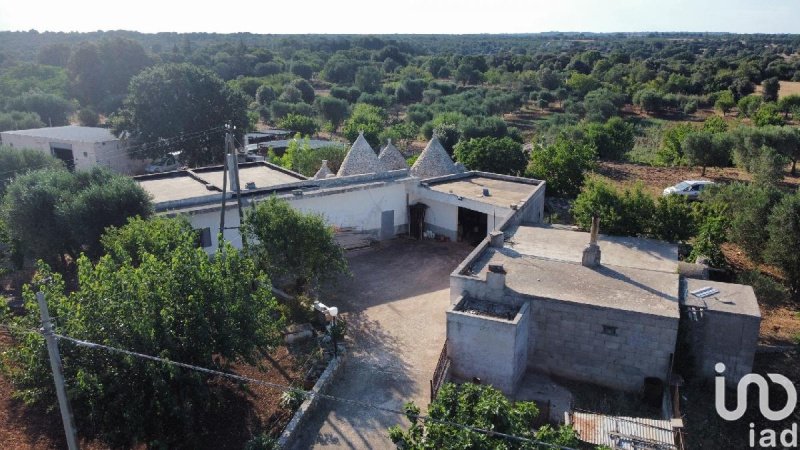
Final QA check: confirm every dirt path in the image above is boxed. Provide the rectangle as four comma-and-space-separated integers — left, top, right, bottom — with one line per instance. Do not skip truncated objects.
291, 239, 473, 449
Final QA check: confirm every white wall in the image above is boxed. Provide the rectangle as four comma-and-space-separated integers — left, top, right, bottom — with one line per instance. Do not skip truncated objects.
180, 182, 410, 253
0, 133, 143, 174
287, 183, 408, 234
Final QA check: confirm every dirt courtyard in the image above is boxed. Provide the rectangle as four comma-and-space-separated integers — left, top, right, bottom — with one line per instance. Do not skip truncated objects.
291, 238, 473, 449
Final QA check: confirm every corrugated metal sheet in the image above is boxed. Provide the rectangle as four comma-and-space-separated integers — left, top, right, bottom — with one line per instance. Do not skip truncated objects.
571, 411, 678, 450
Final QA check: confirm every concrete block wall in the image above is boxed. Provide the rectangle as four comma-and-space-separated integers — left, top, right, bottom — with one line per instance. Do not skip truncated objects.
447, 300, 530, 395
686, 310, 760, 383
527, 298, 679, 392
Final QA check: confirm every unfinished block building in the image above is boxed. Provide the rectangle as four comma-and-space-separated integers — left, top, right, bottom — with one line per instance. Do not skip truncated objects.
447, 219, 761, 394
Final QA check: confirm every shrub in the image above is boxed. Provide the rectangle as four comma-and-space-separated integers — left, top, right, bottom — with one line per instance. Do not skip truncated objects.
526, 138, 595, 198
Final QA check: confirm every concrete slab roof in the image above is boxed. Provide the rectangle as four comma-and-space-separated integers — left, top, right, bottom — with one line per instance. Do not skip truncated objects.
137, 173, 217, 204
135, 162, 306, 207
427, 175, 540, 209
684, 279, 760, 317
195, 165, 303, 191
2, 126, 118, 143
472, 246, 680, 318
504, 225, 679, 274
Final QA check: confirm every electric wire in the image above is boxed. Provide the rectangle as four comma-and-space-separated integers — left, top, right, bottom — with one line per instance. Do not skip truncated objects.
52, 333, 576, 449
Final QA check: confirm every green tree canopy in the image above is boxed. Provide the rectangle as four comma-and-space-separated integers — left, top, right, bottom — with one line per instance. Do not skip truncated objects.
703, 183, 783, 262
1, 167, 152, 265
0, 146, 63, 194
453, 136, 526, 175
317, 96, 350, 130
761, 77, 780, 102
113, 63, 249, 167
6, 90, 75, 126
243, 196, 349, 293
2, 217, 283, 447
682, 131, 731, 176
525, 137, 596, 198
278, 113, 319, 137
765, 190, 800, 293
388, 382, 579, 449
342, 103, 385, 149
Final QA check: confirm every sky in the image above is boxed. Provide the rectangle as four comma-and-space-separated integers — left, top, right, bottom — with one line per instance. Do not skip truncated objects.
0, 0, 798, 34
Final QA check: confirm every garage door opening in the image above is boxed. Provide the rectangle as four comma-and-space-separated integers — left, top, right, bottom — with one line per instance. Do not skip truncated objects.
52, 147, 75, 171
458, 207, 487, 245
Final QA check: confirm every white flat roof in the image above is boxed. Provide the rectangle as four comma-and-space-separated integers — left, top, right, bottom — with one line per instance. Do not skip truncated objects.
1, 126, 118, 143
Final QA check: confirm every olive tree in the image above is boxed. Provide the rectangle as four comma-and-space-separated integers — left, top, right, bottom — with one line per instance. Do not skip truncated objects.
2, 217, 283, 447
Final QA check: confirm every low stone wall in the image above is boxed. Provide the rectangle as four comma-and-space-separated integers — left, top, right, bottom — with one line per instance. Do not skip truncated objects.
277, 344, 347, 448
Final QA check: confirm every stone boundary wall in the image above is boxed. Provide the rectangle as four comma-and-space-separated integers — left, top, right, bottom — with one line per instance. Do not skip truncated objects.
277, 345, 347, 448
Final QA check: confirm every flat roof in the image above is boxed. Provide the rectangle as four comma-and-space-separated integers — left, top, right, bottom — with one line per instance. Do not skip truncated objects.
195, 165, 302, 190
135, 162, 306, 207
427, 175, 540, 208
260, 139, 345, 150
472, 247, 680, 317
684, 279, 760, 317
465, 224, 681, 318
1, 126, 118, 143
137, 173, 217, 204
505, 225, 679, 274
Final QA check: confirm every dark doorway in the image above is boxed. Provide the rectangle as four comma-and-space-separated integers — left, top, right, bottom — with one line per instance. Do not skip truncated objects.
52, 147, 75, 171
409, 203, 427, 239
458, 207, 487, 245
381, 210, 395, 240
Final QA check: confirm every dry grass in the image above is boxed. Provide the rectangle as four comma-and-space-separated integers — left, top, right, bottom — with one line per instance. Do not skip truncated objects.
593, 161, 800, 198
754, 80, 800, 99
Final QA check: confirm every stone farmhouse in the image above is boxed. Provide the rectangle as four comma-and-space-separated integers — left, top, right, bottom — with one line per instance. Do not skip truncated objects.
134, 133, 760, 396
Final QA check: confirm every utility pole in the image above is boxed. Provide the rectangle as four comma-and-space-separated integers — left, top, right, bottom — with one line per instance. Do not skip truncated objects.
36, 291, 80, 450
229, 126, 248, 252
218, 124, 230, 244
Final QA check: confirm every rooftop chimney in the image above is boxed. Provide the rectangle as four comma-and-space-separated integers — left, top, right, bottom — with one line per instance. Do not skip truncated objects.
489, 230, 504, 248
582, 216, 601, 267
486, 263, 506, 292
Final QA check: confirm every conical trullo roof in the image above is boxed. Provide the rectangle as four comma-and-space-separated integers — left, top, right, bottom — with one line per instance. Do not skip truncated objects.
378, 139, 408, 171
337, 133, 385, 177
314, 160, 332, 179
410, 136, 459, 179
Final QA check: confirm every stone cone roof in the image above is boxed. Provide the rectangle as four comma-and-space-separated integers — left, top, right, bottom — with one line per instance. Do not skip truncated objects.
337, 133, 385, 177
314, 160, 332, 179
410, 136, 459, 179
378, 139, 408, 170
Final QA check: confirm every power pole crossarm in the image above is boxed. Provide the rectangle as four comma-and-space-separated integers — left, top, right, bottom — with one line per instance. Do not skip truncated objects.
36, 291, 80, 450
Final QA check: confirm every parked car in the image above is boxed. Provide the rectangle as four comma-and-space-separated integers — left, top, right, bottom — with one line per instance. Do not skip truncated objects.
144, 151, 182, 174
662, 180, 716, 200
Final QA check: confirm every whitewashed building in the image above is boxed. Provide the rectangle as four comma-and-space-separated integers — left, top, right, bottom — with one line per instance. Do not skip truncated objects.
134, 133, 545, 251
0, 126, 146, 174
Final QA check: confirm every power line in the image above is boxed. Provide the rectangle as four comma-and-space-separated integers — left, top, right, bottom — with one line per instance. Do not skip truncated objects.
53, 333, 576, 450
0, 125, 226, 181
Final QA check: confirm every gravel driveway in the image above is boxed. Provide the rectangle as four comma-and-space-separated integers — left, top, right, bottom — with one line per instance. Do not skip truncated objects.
291, 239, 473, 449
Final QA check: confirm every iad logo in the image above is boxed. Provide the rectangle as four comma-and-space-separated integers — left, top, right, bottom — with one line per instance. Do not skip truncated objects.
715, 362, 798, 448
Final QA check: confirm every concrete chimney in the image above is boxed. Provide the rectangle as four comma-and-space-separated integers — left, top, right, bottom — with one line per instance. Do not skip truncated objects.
486, 263, 506, 292
582, 216, 601, 267
489, 230, 504, 248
